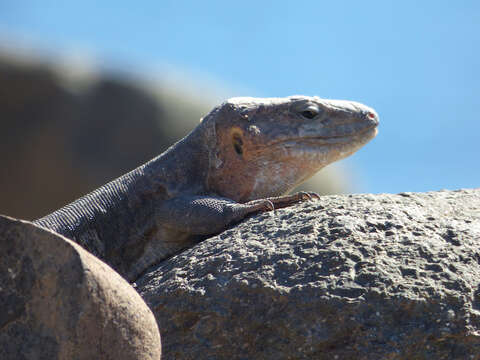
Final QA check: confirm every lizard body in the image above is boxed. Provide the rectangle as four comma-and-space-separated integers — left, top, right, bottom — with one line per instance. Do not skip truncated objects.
34, 96, 379, 282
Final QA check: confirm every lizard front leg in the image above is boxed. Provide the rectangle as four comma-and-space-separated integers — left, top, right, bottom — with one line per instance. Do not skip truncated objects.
155, 195, 274, 235
155, 192, 318, 236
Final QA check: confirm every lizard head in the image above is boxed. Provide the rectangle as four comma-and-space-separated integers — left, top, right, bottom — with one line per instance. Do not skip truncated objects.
203, 96, 379, 202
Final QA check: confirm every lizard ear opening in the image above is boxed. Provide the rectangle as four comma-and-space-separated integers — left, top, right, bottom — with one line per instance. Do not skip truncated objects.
231, 130, 244, 156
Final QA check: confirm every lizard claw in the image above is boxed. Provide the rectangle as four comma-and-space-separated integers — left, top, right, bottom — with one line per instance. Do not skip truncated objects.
309, 192, 321, 200
296, 191, 320, 201
262, 200, 275, 212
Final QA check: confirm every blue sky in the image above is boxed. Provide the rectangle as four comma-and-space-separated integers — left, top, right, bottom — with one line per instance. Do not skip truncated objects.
1, 1, 479, 193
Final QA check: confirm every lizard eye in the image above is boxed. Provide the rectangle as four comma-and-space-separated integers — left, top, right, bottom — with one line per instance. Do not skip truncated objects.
300, 106, 320, 119
232, 133, 243, 156
301, 110, 316, 119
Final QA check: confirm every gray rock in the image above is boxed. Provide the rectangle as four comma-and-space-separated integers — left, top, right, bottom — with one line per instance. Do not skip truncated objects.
136, 189, 480, 359
0, 215, 161, 360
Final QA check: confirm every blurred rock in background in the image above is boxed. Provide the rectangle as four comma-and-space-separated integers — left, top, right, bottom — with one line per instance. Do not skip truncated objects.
0, 48, 350, 220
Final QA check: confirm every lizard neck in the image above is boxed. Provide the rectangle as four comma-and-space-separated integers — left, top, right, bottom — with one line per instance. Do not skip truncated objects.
141, 119, 213, 197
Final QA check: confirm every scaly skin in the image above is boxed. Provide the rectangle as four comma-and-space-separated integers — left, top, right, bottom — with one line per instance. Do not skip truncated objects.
34, 96, 379, 282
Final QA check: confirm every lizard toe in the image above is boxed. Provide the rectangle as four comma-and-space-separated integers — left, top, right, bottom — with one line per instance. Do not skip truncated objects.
308, 192, 321, 200
296, 191, 319, 201
262, 200, 275, 212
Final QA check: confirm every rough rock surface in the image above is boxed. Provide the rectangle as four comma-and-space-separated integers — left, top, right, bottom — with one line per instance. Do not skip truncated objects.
0, 215, 161, 360
136, 189, 480, 360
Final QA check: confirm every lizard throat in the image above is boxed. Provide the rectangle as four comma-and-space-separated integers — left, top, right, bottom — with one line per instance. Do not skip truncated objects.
245, 127, 378, 199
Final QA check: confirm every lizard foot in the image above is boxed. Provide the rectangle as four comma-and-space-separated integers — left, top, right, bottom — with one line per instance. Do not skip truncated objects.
263, 191, 320, 210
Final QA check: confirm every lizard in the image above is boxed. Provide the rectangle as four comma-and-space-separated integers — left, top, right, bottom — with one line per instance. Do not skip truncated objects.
33, 96, 379, 282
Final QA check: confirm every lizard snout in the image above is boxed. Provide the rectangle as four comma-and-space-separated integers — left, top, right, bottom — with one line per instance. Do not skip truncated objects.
363, 109, 379, 128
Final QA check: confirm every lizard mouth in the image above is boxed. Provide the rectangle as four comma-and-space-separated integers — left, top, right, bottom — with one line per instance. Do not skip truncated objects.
269, 125, 378, 148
